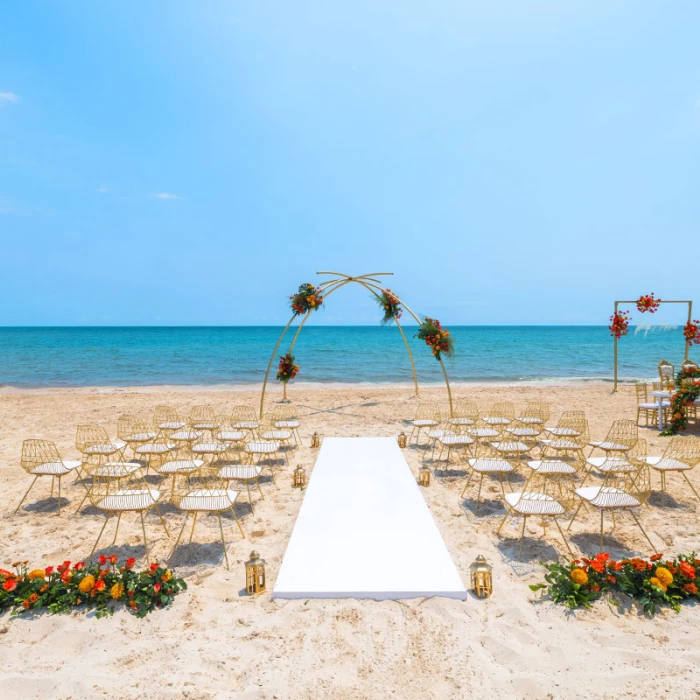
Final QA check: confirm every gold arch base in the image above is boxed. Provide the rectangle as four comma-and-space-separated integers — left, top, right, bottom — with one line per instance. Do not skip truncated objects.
612, 299, 693, 392
259, 271, 453, 418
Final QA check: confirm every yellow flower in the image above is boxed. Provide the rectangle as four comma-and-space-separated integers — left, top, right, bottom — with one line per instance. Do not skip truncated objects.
78, 575, 95, 594
28, 569, 46, 580
649, 577, 667, 593
161, 569, 172, 582
110, 583, 125, 600
570, 568, 588, 585
655, 567, 673, 587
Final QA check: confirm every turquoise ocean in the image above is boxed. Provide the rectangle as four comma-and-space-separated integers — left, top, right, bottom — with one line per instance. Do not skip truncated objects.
0, 326, 693, 388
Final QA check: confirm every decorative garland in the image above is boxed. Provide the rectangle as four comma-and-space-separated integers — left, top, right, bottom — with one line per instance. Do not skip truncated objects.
684, 319, 700, 346
0, 557, 186, 619
608, 310, 630, 338
660, 365, 700, 435
376, 289, 402, 325
416, 318, 454, 361
290, 283, 323, 315
636, 293, 662, 313
530, 552, 699, 615
276, 352, 299, 383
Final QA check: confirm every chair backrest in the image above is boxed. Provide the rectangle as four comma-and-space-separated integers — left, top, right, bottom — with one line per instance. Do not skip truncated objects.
484, 402, 515, 420
559, 410, 585, 423
523, 469, 577, 512
605, 419, 638, 449
88, 470, 147, 510
658, 359, 675, 388
518, 401, 550, 422
635, 381, 648, 402
414, 402, 442, 423
451, 400, 479, 420
231, 405, 259, 424
270, 404, 298, 421
154, 405, 180, 425
76, 424, 111, 453
117, 414, 140, 440
189, 405, 217, 426
558, 415, 589, 445
20, 440, 61, 473
665, 435, 700, 465
628, 437, 648, 464
171, 465, 228, 511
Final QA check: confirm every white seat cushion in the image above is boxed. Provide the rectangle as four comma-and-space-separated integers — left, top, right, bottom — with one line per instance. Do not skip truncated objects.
448, 417, 476, 426
178, 488, 239, 511
483, 417, 510, 425
275, 420, 300, 429
505, 492, 565, 515
171, 430, 203, 441
526, 460, 576, 474
218, 465, 263, 480
518, 417, 544, 424
157, 459, 204, 474
585, 456, 636, 472
438, 435, 474, 446
412, 419, 438, 427
84, 442, 122, 455
158, 421, 187, 430
575, 486, 640, 509
234, 421, 260, 429
191, 442, 228, 454
638, 403, 660, 410
492, 441, 530, 453
245, 441, 279, 454
589, 441, 630, 451
125, 432, 157, 442
261, 430, 292, 440
93, 461, 142, 478
192, 422, 218, 430
217, 430, 247, 442
507, 427, 540, 437
31, 459, 82, 476
545, 427, 580, 436
541, 439, 581, 450
97, 488, 160, 511
135, 443, 175, 454
426, 429, 454, 439
644, 456, 693, 471
467, 458, 513, 473
467, 427, 499, 438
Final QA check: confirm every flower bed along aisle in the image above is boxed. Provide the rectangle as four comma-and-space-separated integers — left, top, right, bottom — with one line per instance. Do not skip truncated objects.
660, 364, 700, 435
530, 552, 699, 614
0, 557, 186, 619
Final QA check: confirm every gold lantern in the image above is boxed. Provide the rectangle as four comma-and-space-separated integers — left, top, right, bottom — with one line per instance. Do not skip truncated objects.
418, 465, 431, 487
310, 432, 321, 448
292, 464, 307, 489
470, 555, 493, 598
245, 550, 266, 595
398, 432, 407, 448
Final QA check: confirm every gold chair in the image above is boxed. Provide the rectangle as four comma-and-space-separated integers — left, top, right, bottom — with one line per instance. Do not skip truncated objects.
569, 459, 655, 552
191, 436, 229, 464
497, 461, 575, 560
189, 405, 219, 435
481, 402, 515, 429
244, 440, 283, 481
117, 415, 157, 457
231, 406, 261, 434
540, 415, 589, 463
153, 405, 187, 434
583, 438, 647, 486
133, 435, 176, 471
636, 381, 665, 426
168, 466, 245, 570
270, 404, 302, 445
461, 441, 514, 515
76, 424, 126, 460
154, 444, 204, 497
16, 440, 82, 515
409, 402, 441, 444
88, 470, 168, 563
588, 419, 638, 460
215, 448, 265, 514
640, 436, 700, 505
259, 420, 295, 462
447, 400, 479, 431
436, 432, 475, 466
516, 401, 550, 426
658, 359, 675, 391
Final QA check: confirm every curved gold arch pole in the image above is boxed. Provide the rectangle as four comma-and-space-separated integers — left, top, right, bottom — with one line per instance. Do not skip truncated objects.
258, 277, 353, 417
360, 278, 453, 415
612, 299, 693, 392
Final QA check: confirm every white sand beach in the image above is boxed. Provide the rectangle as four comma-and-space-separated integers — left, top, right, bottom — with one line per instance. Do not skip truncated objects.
1, 383, 700, 699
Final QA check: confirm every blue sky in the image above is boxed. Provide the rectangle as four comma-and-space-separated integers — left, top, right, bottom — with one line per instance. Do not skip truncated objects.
1, 2, 699, 326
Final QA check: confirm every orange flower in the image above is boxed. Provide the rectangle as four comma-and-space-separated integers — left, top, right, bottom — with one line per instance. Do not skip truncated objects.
650, 553, 663, 562
28, 593, 39, 604
60, 570, 72, 583
2, 578, 17, 592
590, 560, 605, 574
679, 561, 696, 579
94, 579, 106, 592
22, 600, 31, 609
28, 569, 46, 580
650, 577, 667, 593
684, 582, 698, 595
655, 567, 673, 587
129, 600, 138, 610
570, 568, 588, 585
78, 575, 95, 594
110, 583, 124, 600
39, 584, 48, 593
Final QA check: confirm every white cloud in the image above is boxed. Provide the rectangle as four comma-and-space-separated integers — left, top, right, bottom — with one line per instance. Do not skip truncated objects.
0, 92, 19, 103
149, 192, 184, 200
96, 186, 109, 193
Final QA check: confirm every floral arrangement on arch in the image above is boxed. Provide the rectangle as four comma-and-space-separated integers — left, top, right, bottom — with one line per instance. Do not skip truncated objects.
684, 319, 700, 346
608, 310, 631, 339
636, 293, 662, 313
661, 363, 700, 435
530, 552, 699, 615
416, 318, 454, 361
290, 283, 323, 315
0, 557, 186, 619
376, 289, 403, 325
276, 352, 299, 383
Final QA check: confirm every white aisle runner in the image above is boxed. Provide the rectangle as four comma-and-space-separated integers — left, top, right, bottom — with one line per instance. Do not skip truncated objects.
273, 437, 467, 600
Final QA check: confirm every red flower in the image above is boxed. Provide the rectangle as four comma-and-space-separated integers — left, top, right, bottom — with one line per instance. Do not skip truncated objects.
154, 583, 162, 594
2, 578, 17, 592
590, 560, 605, 574
60, 570, 72, 583
109, 555, 118, 564
98, 555, 107, 566
126, 558, 135, 569
150, 563, 159, 573
607, 576, 617, 584
94, 579, 106, 592
679, 561, 696, 579
45, 566, 54, 576
74, 561, 85, 571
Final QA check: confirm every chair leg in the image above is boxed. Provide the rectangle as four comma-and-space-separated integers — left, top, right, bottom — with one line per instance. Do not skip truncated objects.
599, 510, 604, 552
112, 512, 123, 545
189, 512, 198, 543
496, 510, 509, 535
629, 510, 656, 552
140, 511, 150, 564
256, 477, 264, 499
475, 475, 484, 516
246, 481, 254, 514
15, 476, 39, 513
518, 516, 527, 561
230, 506, 245, 539
553, 517, 574, 558
90, 515, 110, 561
567, 499, 584, 531
153, 502, 170, 537
682, 472, 700, 501
460, 469, 474, 498
217, 513, 230, 570
168, 512, 190, 566
56, 477, 62, 515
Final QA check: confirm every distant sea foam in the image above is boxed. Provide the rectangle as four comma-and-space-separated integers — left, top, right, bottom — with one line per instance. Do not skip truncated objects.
0, 326, 692, 388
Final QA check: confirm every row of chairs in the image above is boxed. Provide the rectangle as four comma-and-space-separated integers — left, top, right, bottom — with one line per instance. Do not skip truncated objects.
14, 404, 303, 570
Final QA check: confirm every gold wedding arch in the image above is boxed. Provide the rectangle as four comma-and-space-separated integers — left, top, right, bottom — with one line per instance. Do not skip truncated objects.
258, 271, 453, 417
